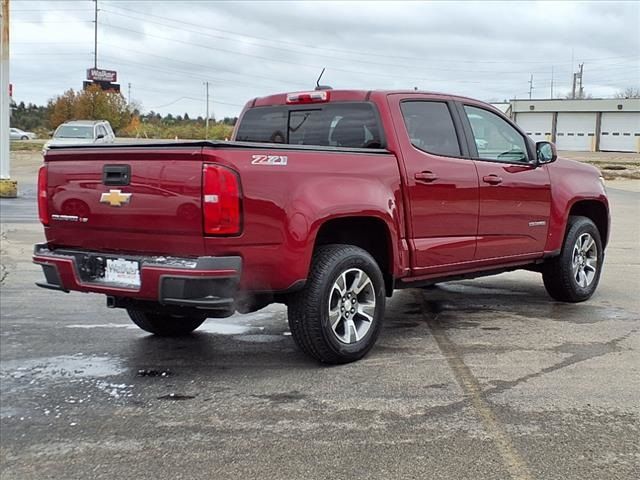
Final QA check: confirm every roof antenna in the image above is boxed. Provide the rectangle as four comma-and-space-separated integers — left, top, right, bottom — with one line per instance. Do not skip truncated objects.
315, 68, 332, 91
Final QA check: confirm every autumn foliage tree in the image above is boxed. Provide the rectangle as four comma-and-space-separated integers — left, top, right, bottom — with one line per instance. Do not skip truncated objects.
47, 84, 133, 132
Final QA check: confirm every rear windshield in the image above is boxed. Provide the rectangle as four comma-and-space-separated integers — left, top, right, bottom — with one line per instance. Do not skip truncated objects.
235, 102, 383, 148
55, 125, 94, 139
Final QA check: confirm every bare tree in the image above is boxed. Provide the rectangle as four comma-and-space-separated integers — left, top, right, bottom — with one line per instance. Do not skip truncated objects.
614, 87, 640, 99
564, 91, 593, 99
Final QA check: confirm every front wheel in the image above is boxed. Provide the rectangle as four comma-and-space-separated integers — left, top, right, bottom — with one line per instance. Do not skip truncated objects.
127, 309, 207, 336
287, 244, 386, 364
542, 216, 604, 302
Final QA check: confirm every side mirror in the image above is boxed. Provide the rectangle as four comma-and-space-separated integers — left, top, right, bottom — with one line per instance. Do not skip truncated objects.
96, 133, 105, 140
536, 141, 557, 165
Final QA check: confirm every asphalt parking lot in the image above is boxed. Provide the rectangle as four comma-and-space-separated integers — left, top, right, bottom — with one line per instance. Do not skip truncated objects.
1, 153, 639, 479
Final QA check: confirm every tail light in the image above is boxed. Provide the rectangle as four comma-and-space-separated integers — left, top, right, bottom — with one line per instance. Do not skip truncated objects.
202, 164, 241, 235
38, 165, 49, 226
286, 90, 330, 104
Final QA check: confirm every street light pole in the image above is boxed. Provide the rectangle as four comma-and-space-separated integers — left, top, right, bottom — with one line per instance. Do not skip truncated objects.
0, 0, 17, 197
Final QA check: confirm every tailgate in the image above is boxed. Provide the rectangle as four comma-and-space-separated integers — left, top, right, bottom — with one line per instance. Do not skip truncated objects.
44, 146, 206, 256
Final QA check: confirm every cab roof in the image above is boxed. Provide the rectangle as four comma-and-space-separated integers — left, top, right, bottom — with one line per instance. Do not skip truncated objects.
61, 120, 110, 126
250, 89, 484, 108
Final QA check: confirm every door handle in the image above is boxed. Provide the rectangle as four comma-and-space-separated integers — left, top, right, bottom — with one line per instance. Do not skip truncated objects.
103, 164, 131, 186
482, 174, 503, 185
415, 171, 438, 183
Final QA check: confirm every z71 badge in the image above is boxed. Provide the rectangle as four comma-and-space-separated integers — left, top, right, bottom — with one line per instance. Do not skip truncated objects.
251, 155, 288, 166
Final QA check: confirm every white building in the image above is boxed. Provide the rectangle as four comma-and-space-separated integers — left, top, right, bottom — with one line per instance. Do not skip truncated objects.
502, 98, 640, 153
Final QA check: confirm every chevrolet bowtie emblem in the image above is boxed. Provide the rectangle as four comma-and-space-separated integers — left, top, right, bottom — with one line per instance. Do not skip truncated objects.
100, 189, 132, 207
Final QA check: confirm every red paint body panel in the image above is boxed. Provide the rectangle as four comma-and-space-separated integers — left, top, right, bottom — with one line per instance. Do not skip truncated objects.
544, 158, 609, 252
386, 93, 479, 273
474, 162, 551, 259
198, 147, 404, 291
45, 147, 205, 256
37, 89, 610, 305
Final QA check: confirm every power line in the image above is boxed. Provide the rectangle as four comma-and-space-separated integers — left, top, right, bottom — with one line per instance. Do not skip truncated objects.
12, 8, 94, 12
95, 22, 557, 85
98, 54, 300, 91
99, 8, 639, 76
97, 42, 308, 89
102, 2, 640, 66
12, 20, 93, 24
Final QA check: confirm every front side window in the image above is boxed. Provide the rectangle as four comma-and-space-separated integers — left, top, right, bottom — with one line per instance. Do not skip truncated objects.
400, 101, 461, 157
236, 103, 382, 148
464, 105, 528, 163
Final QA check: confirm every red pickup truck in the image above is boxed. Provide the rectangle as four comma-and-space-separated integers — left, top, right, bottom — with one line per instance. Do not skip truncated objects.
34, 89, 609, 364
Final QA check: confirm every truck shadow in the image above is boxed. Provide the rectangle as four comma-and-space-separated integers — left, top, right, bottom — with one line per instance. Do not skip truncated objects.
118, 275, 620, 374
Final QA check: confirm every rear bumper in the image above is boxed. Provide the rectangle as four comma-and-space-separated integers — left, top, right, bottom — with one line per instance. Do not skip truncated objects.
32, 244, 241, 310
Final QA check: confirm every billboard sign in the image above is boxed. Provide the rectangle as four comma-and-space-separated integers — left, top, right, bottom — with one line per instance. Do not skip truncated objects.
87, 68, 117, 82
84, 81, 120, 93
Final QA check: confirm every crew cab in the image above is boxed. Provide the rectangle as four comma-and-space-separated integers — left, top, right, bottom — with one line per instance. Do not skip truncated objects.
34, 89, 610, 364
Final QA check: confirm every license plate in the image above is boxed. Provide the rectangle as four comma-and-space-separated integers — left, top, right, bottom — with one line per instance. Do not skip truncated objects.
104, 258, 140, 288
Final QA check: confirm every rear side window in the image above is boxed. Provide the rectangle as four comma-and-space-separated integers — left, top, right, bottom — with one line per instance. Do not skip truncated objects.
236, 103, 382, 148
235, 107, 288, 143
400, 101, 461, 157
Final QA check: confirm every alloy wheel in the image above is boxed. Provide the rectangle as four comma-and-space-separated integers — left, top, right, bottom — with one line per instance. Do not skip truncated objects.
328, 268, 376, 344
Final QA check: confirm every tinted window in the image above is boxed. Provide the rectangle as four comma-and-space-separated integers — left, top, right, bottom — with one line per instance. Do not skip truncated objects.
464, 105, 528, 163
400, 101, 461, 157
236, 103, 382, 148
235, 107, 287, 143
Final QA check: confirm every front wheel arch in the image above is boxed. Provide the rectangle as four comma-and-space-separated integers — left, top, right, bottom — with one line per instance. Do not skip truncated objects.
567, 199, 609, 248
542, 215, 604, 302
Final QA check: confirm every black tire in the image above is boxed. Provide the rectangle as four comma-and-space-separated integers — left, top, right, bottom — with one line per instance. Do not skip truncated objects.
287, 244, 386, 364
21, 135, 28, 140
542, 216, 604, 302
127, 308, 207, 336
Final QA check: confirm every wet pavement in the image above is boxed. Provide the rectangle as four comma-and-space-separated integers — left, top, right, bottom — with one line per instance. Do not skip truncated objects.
1, 185, 639, 480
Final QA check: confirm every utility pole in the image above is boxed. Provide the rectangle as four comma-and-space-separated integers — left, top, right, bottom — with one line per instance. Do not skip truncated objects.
528, 74, 534, 100
550, 66, 554, 99
571, 63, 584, 99
204, 81, 210, 140
0, 0, 16, 197
127, 82, 131, 104
578, 63, 584, 99
93, 0, 98, 69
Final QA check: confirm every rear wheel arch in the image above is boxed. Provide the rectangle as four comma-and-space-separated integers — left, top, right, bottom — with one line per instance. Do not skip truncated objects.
313, 216, 395, 296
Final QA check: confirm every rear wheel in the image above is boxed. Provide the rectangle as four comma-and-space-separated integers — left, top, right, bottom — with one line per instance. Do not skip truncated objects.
542, 216, 603, 302
127, 308, 207, 336
287, 244, 386, 364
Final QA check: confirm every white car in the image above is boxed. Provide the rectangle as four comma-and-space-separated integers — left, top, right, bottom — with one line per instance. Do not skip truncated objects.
10, 127, 37, 140
475, 138, 489, 150
43, 120, 115, 154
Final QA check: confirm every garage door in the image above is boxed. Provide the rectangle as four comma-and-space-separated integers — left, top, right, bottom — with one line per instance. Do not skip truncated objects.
600, 112, 640, 152
556, 113, 596, 151
515, 113, 553, 143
